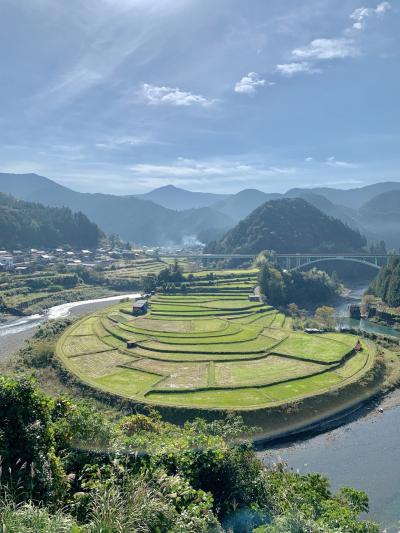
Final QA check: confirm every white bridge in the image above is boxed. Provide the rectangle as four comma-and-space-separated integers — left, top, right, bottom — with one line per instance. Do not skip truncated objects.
162, 253, 394, 270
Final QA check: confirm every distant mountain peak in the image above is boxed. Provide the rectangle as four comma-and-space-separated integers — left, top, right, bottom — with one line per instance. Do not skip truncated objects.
136, 183, 229, 210
151, 184, 182, 192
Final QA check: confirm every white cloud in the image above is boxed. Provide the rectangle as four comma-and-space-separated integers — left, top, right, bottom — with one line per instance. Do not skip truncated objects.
326, 156, 359, 169
129, 158, 296, 183
141, 83, 212, 107
95, 136, 152, 149
350, 7, 373, 30
375, 2, 391, 15
234, 72, 270, 95
350, 2, 391, 30
277, 3, 390, 79
305, 157, 313, 162
276, 62, 320, 77
293, 38, 359, 60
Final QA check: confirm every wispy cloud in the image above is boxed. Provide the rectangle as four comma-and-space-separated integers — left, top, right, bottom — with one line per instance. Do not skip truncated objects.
326, 156, 359, 168
292, 38, 359, 60
350, 2, 391, 31
95, 136, 154, 149
276, 62, 320, 77
276, 3, 390, 78
141, 83, 213, 107
234, 72, 272, 95
129, 158, 296, 185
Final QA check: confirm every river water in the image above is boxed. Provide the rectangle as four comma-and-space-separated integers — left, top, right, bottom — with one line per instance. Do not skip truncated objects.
262, 285, 400, 531
335, 285, 400, 340
0, 293, 141, 359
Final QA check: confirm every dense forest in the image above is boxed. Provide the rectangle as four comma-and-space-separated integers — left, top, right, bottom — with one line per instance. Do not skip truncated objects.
369, 256, 400, 307
257, 258, 340, 307
206, 198, 366, 254
0, 319, 378, 532
0, 193, 103, 249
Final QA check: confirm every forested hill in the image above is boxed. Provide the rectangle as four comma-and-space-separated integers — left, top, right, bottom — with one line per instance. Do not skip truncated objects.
0, 193, 103, 249
206, 198, 367, 254
369, 256, 400, 307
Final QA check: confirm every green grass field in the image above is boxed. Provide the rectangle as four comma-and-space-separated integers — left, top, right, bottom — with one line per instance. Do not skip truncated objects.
56, 272, 376, 411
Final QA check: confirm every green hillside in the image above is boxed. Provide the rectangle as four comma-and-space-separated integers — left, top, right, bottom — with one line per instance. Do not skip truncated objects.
207, 198, 366, 254
0, 193, 103, 249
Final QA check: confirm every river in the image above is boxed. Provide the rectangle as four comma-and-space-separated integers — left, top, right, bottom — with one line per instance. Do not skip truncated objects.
335, 284, 400, 340
261, 284, 400, 531
0, 293, 141, 359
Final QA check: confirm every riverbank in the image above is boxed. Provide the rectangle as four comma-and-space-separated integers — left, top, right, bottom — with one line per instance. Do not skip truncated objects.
0, 292, 141, 360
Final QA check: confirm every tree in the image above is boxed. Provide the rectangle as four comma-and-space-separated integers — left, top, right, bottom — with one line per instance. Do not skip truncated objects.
314, 306, 336, 329
0, 294, 7, 311
0, 377, 66, 502
287, 303, 300, 317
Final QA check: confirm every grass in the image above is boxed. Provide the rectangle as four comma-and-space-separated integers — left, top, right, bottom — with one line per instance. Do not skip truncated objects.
56, 272, 376, 411
274, 333, 352, 363
66, 350, 134, 378
62, 335, 112, 357
94, 368, 161, 397
215, 356, 327, 387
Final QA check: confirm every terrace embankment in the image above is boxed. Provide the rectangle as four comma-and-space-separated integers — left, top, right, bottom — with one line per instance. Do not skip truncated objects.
56, 270, 387, 437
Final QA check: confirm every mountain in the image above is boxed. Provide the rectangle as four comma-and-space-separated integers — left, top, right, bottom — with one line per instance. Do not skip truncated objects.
206, 198, 367, 254
359, 190, 400, 249
1, 173, 398, 248
136, 184, 229, 210
0, 192, 103, 249
0, 173, 231, 245
297, 181, 400, 209
212, 189, 281, 222
284, 189, 361, 230
360, 190, 400, 219
212, 188, 362, 231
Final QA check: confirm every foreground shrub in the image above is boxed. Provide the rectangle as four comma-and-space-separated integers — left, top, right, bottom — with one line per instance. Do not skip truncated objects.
0, 497, 77, 532
0, 377, 66, 503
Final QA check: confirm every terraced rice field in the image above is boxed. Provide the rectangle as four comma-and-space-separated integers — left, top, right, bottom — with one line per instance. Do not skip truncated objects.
57, 277, 376, 411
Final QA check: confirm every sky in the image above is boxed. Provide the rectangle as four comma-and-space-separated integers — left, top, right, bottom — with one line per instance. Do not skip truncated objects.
0, 0, 399, 195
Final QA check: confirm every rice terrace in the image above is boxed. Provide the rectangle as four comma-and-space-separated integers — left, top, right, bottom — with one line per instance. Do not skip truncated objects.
56, 269, 377, 414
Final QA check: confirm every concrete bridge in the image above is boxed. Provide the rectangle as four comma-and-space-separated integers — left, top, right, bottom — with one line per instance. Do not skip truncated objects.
162, 252, 394, 270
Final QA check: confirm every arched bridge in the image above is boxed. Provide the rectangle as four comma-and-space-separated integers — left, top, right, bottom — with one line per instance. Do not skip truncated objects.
271, 253, 390, 271
162, 252, 394, 270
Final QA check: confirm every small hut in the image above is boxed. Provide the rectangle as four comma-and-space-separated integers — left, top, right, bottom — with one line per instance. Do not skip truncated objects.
132, 299, 148, 316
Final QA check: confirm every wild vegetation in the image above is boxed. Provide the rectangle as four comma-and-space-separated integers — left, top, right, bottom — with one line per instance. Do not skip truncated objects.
257, 257, 341, 307
0, 373, 379, 532
369, 256, 400, 308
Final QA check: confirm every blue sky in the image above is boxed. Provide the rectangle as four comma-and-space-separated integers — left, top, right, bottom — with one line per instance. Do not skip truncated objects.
0, 0, 399, 194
